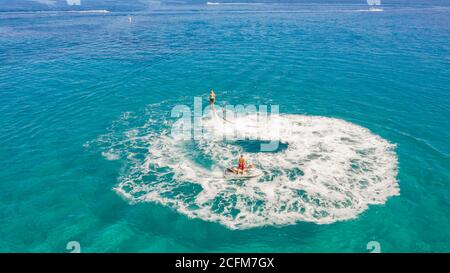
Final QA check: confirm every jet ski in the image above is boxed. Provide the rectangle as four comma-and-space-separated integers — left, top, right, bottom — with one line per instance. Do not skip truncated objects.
223, 166, 262, 179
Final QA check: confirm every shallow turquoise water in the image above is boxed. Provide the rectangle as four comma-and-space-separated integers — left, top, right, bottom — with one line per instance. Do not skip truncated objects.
0, 2, 449, 252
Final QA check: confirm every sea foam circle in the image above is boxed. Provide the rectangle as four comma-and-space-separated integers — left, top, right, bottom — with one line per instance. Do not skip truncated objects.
96, 111, 399, 229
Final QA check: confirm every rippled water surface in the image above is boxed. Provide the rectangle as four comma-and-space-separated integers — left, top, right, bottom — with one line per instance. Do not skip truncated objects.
0, 2, 449, 252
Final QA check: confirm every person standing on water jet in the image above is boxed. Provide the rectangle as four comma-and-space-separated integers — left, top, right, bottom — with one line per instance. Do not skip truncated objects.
209, 90, 216, 110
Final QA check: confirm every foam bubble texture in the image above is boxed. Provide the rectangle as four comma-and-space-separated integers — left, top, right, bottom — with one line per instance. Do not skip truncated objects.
95, 111, 399, 229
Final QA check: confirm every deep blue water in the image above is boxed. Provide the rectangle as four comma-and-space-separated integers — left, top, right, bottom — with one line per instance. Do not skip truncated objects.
0, 1, 449, 252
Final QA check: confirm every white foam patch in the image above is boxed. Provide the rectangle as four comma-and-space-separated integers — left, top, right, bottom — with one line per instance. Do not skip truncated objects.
356, 8, 384, 12
102, 150, 120, 161
96, 111, 399, 230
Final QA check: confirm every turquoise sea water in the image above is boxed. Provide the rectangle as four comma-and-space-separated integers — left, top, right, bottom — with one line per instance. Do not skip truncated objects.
0, 1, 449, 252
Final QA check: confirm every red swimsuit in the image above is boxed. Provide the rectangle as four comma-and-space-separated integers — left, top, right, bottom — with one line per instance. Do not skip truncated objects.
238, 159, 245, 171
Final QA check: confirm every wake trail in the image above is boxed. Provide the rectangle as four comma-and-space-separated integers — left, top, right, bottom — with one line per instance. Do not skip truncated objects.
212, 107, 260, 128
92, 106, 400, 230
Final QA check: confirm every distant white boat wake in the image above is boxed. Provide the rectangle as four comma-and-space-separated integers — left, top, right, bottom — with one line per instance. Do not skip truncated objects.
206, 2, 263, 6
366, 0, 384, 12
70, 10, 110, 13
